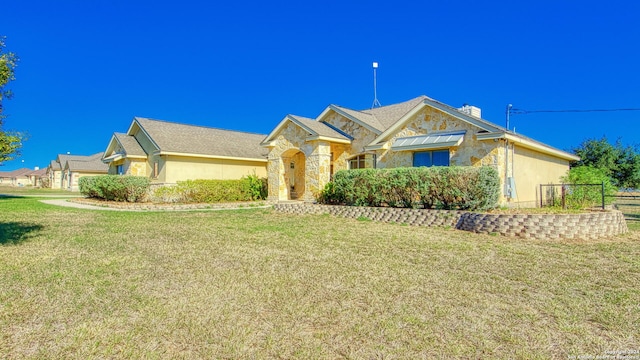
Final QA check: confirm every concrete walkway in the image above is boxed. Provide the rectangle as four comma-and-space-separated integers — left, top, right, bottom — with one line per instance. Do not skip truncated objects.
40, 199, 135, 211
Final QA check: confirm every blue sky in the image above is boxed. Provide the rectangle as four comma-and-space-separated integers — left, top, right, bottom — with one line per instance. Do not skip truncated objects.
2, 0, 639, 171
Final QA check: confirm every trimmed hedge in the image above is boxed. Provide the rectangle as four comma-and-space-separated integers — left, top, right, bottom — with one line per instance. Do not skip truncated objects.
318, 166, 500, 211
151, 175, 268, 203
79, 175, 150, 202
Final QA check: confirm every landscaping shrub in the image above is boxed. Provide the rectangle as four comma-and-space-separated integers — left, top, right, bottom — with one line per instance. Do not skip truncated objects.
150, 176, 268, 203
319, 166, 500, 211
79, 175, 150, 202
560, 166, 616, 209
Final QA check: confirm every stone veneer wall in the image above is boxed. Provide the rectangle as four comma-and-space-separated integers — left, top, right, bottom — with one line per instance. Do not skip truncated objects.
273, 203, 628, 240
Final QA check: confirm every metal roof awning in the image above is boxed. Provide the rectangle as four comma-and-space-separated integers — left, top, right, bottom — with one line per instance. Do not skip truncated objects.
391, 131, 466, 151
102, 153, 123, 163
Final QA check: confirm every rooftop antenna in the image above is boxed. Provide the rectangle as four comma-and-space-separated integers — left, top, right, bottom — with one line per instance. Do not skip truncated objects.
371, 61, 382, 108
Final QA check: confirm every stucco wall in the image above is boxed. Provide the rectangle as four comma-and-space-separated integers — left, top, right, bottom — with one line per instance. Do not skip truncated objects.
161, 155, 267, 184
511, 145, 571, 207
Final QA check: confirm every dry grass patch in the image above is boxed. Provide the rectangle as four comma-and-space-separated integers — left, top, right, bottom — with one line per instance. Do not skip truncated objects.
0, 197, 639, 358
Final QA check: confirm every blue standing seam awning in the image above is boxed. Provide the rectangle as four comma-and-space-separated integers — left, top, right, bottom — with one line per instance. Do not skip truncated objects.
391, 131, 466, 151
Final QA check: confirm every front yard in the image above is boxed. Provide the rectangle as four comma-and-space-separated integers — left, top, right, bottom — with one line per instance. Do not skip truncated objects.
0, 195, 638, 358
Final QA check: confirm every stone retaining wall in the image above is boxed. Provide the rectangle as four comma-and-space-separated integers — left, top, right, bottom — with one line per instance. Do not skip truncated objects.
274, 203, 464, 227
273, 203, 628, 240
458, 211, 628, 240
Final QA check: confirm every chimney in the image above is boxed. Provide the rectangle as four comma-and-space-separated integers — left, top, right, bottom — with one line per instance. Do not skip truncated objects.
34, 166, 39, 171
458, 104, 481, 118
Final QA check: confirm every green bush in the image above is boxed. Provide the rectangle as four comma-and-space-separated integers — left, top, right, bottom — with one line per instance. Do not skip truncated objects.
560, 166, 616, 209
319, 166, 500, 211
79, 175, 150, 202
151, 176, 268, 204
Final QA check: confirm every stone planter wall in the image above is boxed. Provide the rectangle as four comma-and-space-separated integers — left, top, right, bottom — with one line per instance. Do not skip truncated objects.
458, 211, 628, 240
273, 203, 628, 240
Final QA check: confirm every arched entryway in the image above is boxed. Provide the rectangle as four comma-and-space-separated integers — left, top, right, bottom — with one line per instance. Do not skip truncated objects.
281, 148, 306, 201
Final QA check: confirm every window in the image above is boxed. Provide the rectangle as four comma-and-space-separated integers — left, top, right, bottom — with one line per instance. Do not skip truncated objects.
349, 155, 366, 169
413, 150, 450, 167
116, 165, 124, 175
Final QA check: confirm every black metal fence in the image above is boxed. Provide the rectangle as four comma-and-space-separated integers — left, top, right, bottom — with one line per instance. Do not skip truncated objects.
539, 183, 605, 209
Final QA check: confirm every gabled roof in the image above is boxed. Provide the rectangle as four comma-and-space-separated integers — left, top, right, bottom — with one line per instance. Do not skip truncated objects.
0, 168, 32, 179
66, 157, 109, 172
26, 168, 47, 177
131, 117, 269, 161
56, 153, 93, 167
57, 153, 109, 173
360, 96, 428, 130
261, 114, 351, 146
48, 160, 61, 171
103, 132, 147, 163
114, 133, 146, 157
267, 95, 579, 161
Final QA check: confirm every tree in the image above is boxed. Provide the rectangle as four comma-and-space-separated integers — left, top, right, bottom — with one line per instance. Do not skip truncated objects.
571, 136, 640, 189
0, 36, 23, 164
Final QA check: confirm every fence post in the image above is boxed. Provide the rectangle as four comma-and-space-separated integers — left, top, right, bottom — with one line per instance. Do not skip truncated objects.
540, 184, 543, 208
601, 182, 605, 209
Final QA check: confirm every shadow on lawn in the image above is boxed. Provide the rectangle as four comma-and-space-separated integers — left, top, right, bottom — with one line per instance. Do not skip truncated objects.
0, 195, 25, 200
625, 213, 640, 221
0, 222, 44, 245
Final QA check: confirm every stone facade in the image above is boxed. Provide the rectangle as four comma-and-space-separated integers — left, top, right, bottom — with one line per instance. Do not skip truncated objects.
265, 122, 326, 202
263, 97, 575, 206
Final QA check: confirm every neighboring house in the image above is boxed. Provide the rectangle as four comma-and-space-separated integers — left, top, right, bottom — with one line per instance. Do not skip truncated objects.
102, 117, 268, 184
261, 95, 579, 207
0, 168, 45, 187
26, 167, 47, 187
46, 159, 63, 189
62, 153, 109, 191
47, 153, 108, 190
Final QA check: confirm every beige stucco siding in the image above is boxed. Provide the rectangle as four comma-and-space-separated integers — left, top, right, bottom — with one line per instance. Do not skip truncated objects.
50, 170, 63, 189
512, 145, 570, 207
161, 155, 266, 184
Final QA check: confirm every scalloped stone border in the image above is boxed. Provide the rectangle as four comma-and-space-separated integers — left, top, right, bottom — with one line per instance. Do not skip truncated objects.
273, 203, 628, 240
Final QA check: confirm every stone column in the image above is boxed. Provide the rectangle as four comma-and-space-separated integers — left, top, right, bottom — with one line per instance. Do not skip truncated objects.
267, 155, 282, 201
304, 141, 331, 202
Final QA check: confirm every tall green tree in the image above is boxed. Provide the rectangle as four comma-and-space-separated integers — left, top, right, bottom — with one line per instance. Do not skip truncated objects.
571, 136, 640, 189
0, 36, 23, 164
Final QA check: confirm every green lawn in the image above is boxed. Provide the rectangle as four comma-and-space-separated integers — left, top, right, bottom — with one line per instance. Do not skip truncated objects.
0, 196, 639, 359
0, 185, 76, 196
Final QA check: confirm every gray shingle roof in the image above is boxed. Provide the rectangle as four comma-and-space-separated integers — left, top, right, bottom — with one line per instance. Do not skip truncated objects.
135, 117, 269, 160
114, 132, 146, 157
49, 160, 61, 171
66, 157, 109, 172
360, 96, 427, 130
331, 105, 384, 132
328, 96, 427, 133
290, 115, 351, 141
0, 168, 31, 178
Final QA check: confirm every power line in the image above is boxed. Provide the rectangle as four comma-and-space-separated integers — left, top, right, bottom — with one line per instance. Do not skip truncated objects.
510, 107, 640, 115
